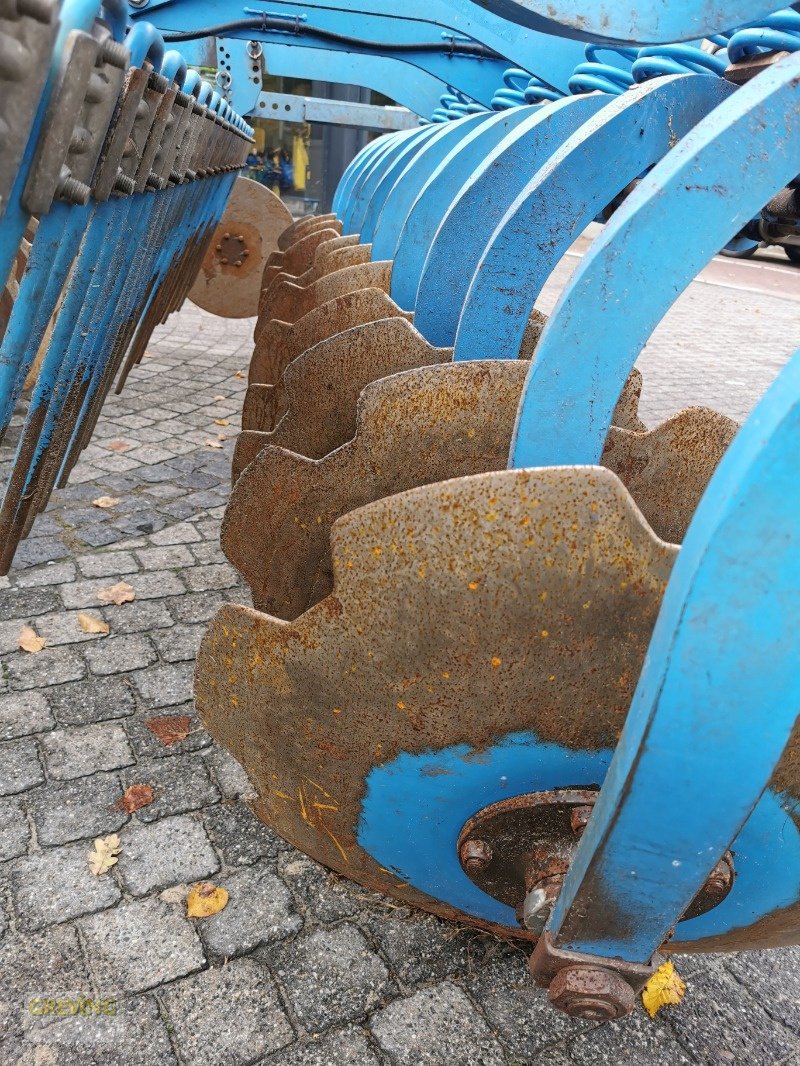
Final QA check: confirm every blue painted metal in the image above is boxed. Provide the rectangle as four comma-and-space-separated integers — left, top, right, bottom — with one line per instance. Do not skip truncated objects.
411, 93, 608, 341
375, 108, 533, 266
453, 73, 734, 362
475, 0, 793, 45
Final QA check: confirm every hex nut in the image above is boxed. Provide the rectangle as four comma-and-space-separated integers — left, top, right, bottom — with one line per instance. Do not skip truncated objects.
547, 966, 636, 1021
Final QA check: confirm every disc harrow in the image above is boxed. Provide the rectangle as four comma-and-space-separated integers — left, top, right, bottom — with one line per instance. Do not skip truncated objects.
3, 0, 800, 1031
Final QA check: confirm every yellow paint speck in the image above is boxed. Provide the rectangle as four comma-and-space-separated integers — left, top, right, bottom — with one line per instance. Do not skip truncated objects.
491, 656, 502, 668
468, 580, 479, 591
541, 629, 550, 638
332, 707, 342, 715
372, 545, 382, 558
396, 701, 406, 711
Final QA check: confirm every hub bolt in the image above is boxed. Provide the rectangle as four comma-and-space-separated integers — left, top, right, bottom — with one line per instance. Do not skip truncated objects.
459, 839, 492, 874
547, 965, 635, 1021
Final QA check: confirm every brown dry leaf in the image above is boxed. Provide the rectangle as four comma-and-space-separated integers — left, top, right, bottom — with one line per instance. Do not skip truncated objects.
18, 625, 46, 653
78, 612, 110, 636
106, 440, 130, 452
96, 581, 136, 606
145, 714, 191, 747
234, 370, 245, 379
92, 496, 120, 509
87, 834, 122, 876
642, 961, 686, 1018
213, 418, 230, 427
115, 783, 154, 813
205, 439, 224, 449
186, 882, 229, 919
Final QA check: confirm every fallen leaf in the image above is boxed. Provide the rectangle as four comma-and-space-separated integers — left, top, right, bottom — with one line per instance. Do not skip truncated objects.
92, 496, 120, 509
145, 714, 191, 746
160, 884, 189, 905
96, 581, 136, 606
88, 834, 122, 876
642, 960, 686, 1018
106, 440, 130, 452
213, 395, 226, 401
78, 612, 110, 635
213, 418, 230, 427
234, 370, 245, 379
186, 882, 229, 919
115, 784, 154, 813
18, 625, 46, 653
205, 439, 223, 449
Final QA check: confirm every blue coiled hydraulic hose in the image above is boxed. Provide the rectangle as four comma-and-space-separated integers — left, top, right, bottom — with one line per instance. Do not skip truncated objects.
727, 8, 800, 62
568, 45, 638, 95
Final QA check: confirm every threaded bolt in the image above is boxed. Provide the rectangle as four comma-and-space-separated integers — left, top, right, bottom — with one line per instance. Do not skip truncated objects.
100, 38, 129, 70
113, 172, 135, 196
55, 172, 90, 205
459, 839, 492, 874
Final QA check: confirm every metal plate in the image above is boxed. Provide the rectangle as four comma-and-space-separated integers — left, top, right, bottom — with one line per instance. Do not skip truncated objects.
195, 466, 677, 939
188, 177, 293, 319
260, 228, 345, 294
260, 239, 372, 316
261, 233, 361, 293
278, 213, 339, 251
255, 261, 393, 328
248, 288, 412, 390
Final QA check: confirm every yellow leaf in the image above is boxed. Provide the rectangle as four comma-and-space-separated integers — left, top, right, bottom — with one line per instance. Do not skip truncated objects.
96, 581, 136, 606
642, 961, 686, 1018
186, 882, 229, 919
18, 625, 46, 653
205, 439, 223, 449
87, 834, 122, 876
78, 612, 109, 635
213, 418, 230, 427
234, 370, 245, 379
213, 395, 226, 401
92, 496, 120, 509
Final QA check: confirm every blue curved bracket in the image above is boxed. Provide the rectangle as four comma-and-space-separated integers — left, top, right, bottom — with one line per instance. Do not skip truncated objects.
389, 104, 543, 304
412, 93, 608, 342
453, 73, 734, 362
363, 113, 492, 249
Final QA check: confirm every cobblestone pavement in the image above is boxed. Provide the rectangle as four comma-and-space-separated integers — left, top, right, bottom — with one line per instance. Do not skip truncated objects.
1, 256, 799, 1066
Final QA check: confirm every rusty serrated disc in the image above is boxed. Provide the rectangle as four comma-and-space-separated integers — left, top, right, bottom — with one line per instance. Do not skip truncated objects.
188, 177, 293, 319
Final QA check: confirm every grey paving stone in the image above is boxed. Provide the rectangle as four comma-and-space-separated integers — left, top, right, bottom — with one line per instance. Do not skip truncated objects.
0, 738, 44, 795
0, 691, 54, 739
0, 586, 63, 621
161, 957, 294, 1065
11, 995, 177, 1066
190, 539, 230, 565
169, 590, 228, 623
15, 560, 76, 587
125, 706, 212, 759
124, 568, 186, 599
74, 523, 125, 549
205, 749, 254, 798
0, 925, 89, 1042
28, 773, 127, 846
76, 550, 139, 579
279, 854, 361, 924
362, 908, 492, 987
569, 1010, 692, 1066
6, 645, 86, 690
116, 813, 219, 895
184, 563, 240, 592
81, 896, 205, 995
273, 923, 392, 1033
726, 947, 800, 1035
98, 597, 174, 635
205, 800, 285, 866
150, 622, 205, 664
34, 610, 114, 648
371, 983, 505, 1066
0, 795, 30, 860
134, 544, 194, 570
463, 948, 589, 1061
130, 661, 194, 707
83, 633, 157, 675
122, 754, 219, 822
15, 537, 72, 569
45, 675, 136, 726
150, 522, 201, 545
10, 841, 121, 931
198, 862, 301, 959
268, 1026, 381, 1066
40, 722, 134, 780
667, 964, 800, 1065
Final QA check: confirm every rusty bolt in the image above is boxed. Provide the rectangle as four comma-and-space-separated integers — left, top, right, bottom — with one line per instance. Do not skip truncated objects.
223, 232, 230, 239
459, 839, 492, 874
215, 243, 222, 251
242, 249, 250, 257
547, 966, 635, 1021
237, 234, 244, 242
220, 257, 228, 265
570, 805, 593, 835
234, 261, 242, 268
705, 854, 734, 898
